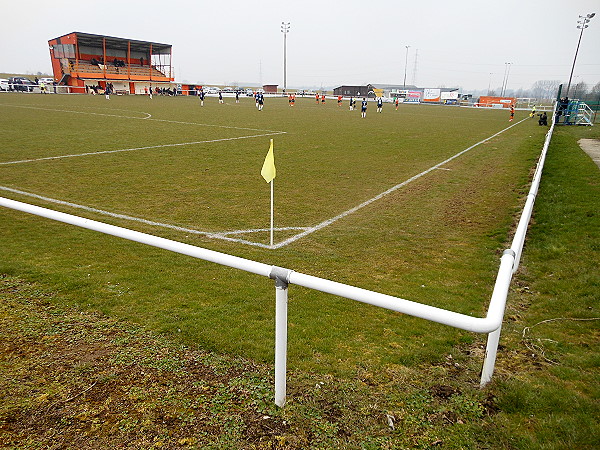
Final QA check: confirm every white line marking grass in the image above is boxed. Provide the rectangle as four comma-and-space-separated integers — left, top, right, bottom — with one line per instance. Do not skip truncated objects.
0, 185, 300, 249
271, 117, 529, 249
0, 103, 286, 133
1, 108, 527, 249
0, 103, 286, 165
0, 132, 285, 165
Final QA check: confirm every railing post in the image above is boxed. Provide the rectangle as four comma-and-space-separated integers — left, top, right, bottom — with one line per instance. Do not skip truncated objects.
270, 267, 292, 407
479, 249, 516, 387
480, 326, 502, 387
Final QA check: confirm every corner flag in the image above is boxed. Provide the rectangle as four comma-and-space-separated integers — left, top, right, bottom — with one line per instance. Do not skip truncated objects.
261, 139, 276, 183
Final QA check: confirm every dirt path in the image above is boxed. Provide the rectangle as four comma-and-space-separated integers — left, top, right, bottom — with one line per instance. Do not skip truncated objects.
578, 138, 600, 169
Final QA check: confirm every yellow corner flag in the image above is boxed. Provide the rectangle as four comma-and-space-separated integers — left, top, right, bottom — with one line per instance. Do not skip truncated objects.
261, 139, 276, 183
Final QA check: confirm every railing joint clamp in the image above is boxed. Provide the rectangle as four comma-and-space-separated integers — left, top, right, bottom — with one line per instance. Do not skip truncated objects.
269, 266, 293, 289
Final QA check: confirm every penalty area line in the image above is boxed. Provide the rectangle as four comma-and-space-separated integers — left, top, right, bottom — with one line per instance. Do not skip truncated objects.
0, 103, 286, 134
0, 116, 528, 250
0, 185, 289, 248
272, 117, 529, 249
0, 132, 286, 165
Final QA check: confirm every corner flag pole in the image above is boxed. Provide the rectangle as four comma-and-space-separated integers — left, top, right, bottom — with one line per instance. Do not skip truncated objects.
270, 178, 274, 247
261, 139, 276, 247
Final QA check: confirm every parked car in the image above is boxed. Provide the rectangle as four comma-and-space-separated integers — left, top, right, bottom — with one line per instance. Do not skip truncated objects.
21, 79, 37, 92
39, 77, 55, 85
0, 79, 9, 91
8, 77, 36, 92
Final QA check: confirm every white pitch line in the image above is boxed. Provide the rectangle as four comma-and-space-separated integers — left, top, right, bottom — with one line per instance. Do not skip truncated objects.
213, 226, 310, 236
271, 117, 529, 249
0, 103, 286, 134
0, 185, 294, 248
0, 132, 286, 165
1, 109, 528, 249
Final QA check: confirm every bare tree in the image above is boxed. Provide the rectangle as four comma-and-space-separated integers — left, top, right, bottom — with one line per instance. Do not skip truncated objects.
514, 88, 528, 98
572, 81, 588, 99
530, 80, 561, 100
583, 81, 600, 102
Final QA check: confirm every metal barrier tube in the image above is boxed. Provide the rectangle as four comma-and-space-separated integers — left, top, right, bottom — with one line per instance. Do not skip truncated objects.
274, 281, 289, 407
511, 113, 555, 272
479, 251, 516, 386
480, 327, 502, 386
481, 109, 557, 384
289, 271, 502, 333
0, 197, 272, 278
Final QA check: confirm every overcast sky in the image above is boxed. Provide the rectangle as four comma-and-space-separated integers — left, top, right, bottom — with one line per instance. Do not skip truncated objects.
1, 0, 599, 92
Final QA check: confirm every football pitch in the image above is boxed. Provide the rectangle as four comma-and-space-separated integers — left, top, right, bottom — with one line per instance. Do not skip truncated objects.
0, 93, 547, 375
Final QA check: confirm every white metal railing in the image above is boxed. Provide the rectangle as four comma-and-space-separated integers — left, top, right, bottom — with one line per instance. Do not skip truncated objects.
0, 112, 555, 406
576, 102, 594, 126
1, 83, 74, 94
480, 106, 556, 384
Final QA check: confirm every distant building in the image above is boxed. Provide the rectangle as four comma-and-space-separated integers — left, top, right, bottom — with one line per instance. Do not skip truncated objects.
372, 84, 419, 94
334, 83, 461, 103
48, 32, 174, 94
263, 84, 278, 94
333, 85, 373, 97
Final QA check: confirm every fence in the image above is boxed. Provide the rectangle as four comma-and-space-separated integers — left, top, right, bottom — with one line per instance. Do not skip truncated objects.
1, 84, 77, 95
0, 111, 556, 407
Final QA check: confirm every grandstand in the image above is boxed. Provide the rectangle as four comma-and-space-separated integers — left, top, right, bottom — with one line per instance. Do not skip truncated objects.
48, 32, 174, 94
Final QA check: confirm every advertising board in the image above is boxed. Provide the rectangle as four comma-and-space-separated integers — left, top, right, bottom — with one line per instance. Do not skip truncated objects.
423, 88, 441, 102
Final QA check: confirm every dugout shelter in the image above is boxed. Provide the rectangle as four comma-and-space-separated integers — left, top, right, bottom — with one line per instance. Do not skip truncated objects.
48, 32, 174, 94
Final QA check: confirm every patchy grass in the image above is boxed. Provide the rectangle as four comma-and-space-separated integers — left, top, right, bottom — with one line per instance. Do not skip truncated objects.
1, 273, 500, 449
0, 94, 544, 378
0, 98, 598, 448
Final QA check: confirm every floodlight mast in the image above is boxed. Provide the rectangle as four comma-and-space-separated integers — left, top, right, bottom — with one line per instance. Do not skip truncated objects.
501, 62, 512, 97
403, 45, 410, 88
281, 22, 290, 93
566, 12, 595, 98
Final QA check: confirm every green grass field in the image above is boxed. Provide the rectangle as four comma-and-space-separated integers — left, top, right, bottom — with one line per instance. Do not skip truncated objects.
0, 92, 555, 375
1, 92, 599, 448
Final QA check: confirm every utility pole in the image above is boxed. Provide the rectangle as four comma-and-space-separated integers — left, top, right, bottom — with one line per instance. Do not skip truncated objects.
403, 45, 410, 88
501, 62, 511, 96
566, 12, 595, 97
412, 49, 419, 86
281, 22, 290, 93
